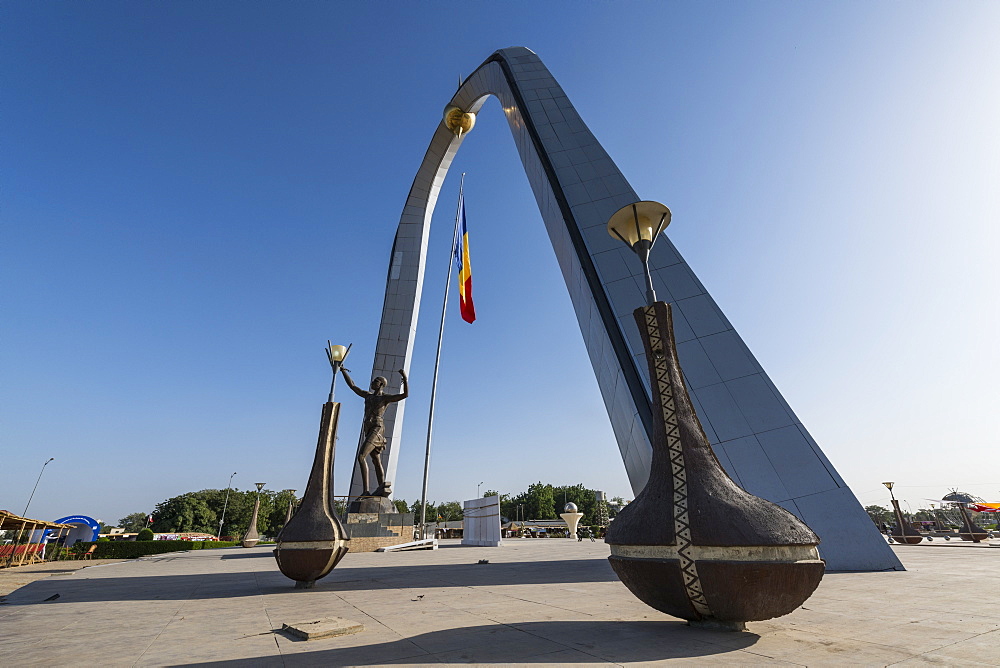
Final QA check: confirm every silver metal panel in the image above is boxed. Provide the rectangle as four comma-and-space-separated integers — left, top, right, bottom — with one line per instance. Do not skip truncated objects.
358, 47, 901, 571
755, 426, 838, 498
692, 383, 754, 442
715, 436, 791, 502
792, 487, 899, 571
699, 330, 761, 381
674, 340, 723, 390
726, 374, 795, 433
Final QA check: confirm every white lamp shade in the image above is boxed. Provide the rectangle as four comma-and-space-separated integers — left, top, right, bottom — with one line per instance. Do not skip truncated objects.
328, 344, 348, 362
607, 201, 671, 247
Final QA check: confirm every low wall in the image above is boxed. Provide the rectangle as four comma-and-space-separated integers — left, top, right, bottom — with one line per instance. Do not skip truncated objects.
347, 529, 415, 554
463, 495, 502, 547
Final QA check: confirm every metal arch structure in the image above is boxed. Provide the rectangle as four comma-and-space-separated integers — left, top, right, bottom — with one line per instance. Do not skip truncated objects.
349, 47, 901, 571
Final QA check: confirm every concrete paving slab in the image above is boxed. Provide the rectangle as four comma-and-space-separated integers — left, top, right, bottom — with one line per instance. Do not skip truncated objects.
282, 616, 365, 640
0, 538, 997, 665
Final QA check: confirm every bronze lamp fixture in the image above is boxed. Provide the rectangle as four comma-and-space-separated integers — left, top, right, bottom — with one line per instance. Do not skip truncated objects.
607, 201, 671, 306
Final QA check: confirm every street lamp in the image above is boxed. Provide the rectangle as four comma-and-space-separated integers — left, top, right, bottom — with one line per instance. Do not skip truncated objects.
882, 481, 896, 501
23, 458, 55, 517
607, 201, 672, 306
478, 481, 484, 497
325, 342, 351, 402
218, 472, 237, 538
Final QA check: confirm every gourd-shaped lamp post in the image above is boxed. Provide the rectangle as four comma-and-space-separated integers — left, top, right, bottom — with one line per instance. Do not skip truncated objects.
603, 200, 825, 631
883, 482, 921, 544
273, 342, 352, 588
242, 482, 266, 548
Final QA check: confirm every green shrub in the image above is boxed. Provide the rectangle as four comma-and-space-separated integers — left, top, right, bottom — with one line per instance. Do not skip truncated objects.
97, 537, 110, 542
69, 540, 243, 559
136, 528, 154, 541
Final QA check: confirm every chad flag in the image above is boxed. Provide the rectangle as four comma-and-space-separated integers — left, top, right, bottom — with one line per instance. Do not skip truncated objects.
453, 193, 476, 323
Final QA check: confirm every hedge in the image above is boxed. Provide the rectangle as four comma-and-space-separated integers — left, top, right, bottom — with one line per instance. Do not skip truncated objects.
73, 540, 242, 559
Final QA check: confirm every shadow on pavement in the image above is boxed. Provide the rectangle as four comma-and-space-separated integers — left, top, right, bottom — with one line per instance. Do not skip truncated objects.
2, 557, 620, 604
219, 551, 276, 559
190, 620, 760, 665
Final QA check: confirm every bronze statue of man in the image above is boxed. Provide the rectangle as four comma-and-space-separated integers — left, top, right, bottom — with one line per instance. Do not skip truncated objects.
340, 367, 408, 497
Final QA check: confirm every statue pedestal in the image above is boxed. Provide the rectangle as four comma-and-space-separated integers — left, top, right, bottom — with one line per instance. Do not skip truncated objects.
347, 496, 395, 514
560, 512, 584, 539
342, 512, 414, 552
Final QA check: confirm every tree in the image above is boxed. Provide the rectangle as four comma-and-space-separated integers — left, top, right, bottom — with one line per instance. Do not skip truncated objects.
266, 489, 299, 536
151, 492, 219, 534
118, 512, 149, 532
436, 501, 463, 522
333, 498, 347, 518
510, 482, 556, 520
609, 496, 627, 518
136, 528, 154, 541
407, 500, 465, 524
146, 487, 282, 537
498, 483, 628, 525
865, 505, 892, 525
392, 499, 409, 514
409, 499, 435, 524
553, 484, 598, 524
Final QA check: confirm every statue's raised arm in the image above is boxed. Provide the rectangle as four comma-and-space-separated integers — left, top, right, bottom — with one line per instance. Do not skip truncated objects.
391, 369, 408, 402
339, 368, 369, 398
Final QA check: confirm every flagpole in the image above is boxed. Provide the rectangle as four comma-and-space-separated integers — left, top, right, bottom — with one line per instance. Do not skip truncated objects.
419, 173, 465, 539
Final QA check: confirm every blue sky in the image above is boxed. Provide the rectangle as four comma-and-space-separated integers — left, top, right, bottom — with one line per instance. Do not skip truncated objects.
3, 2, 998, 525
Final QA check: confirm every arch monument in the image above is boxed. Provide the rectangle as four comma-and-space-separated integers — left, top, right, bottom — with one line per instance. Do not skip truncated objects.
348, 47, 901, 572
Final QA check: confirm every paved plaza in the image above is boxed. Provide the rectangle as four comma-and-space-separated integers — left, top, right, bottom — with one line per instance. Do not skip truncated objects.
0, 538, 997, 666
